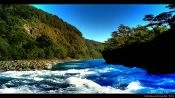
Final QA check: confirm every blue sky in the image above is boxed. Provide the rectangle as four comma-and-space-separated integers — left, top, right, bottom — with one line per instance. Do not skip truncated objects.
32, 4, 170, 42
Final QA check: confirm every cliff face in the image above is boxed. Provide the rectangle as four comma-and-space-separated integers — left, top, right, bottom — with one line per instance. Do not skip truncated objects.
0, 4, 104, 60
102, 29, 175, 74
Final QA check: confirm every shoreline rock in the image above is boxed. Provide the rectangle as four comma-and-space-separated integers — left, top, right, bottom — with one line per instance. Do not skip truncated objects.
0, 59, 79, 71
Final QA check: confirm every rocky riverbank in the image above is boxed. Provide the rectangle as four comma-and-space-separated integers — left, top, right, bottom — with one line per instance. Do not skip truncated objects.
0, 58, 77, 71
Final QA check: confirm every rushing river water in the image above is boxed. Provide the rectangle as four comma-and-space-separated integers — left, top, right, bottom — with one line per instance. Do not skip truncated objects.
0, 59, 175, 94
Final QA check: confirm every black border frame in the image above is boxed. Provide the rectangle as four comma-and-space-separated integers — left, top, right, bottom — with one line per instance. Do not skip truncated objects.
0, 0, 174, 97
0, 0, 174, 4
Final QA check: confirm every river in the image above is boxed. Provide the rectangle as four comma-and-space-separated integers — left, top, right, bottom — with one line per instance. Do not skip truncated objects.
0, 59, 175, 94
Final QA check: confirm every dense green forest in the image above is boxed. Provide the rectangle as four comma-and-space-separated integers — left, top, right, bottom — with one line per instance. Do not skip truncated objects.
0, 4, 104, 60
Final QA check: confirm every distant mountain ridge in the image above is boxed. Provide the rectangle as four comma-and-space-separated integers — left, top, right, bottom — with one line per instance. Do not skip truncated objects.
0, 4, 104, 60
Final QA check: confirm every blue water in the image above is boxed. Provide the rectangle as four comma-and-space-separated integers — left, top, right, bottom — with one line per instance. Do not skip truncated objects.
0, 59, 175, 94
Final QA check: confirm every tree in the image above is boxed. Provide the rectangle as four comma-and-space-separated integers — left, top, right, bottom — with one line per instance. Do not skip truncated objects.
143, 14, 161, 36
133, 25, 155, 42
118, 24, 132, 35
111, 31, 118, 38
144, 4, 175, 32
143, 14, 155, 23
105, 25, 135, 50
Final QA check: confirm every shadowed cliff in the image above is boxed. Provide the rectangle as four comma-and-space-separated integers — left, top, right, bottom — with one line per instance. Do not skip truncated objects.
102, 29, 175, 74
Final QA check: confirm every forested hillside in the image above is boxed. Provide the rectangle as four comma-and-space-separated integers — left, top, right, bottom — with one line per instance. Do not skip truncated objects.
0, 4, 104, 60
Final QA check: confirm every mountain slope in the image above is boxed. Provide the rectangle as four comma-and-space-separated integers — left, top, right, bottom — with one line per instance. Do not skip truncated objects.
0, 4, 103, 60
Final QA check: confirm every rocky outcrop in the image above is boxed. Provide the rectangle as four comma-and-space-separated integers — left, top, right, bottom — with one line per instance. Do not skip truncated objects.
102, 30, 175, 74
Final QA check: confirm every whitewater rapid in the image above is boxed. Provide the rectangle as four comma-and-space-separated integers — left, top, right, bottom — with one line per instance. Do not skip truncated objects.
0, 59, 174, 94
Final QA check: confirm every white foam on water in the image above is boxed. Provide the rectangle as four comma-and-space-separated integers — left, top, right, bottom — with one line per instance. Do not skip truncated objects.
0, 85, 40, 93
0, 69, 98, 93
0, 87, 18, 93
0, 68, 144, 94
126, 81, 144, 91
66, 77, 132, 94
0, 69, 96, 80
65, 69, 96, 77
45, 78, 65, 84
96, 67, 122, 73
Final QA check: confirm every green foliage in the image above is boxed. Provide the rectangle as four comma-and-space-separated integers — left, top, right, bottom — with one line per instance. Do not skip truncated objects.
0, 37, 11, 60
104, 24, 167, 50
10, 45, 26, 60
0, 4, 104, 60
85, 39, 104, 58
